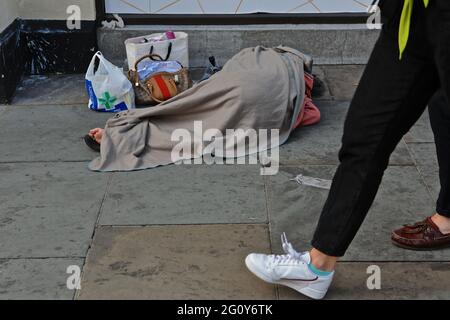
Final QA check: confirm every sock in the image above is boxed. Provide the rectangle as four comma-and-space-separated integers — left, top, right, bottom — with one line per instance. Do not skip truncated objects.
308, 263, 333, 277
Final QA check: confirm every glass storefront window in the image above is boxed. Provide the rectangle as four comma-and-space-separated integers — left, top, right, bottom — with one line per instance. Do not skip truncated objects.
105, 0, 374, 15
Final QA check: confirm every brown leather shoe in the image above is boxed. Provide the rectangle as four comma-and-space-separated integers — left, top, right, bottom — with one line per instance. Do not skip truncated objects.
392, 217, 450, 251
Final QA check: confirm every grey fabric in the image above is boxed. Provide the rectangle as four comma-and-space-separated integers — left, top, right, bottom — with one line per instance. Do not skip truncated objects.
89, 46, 306, 172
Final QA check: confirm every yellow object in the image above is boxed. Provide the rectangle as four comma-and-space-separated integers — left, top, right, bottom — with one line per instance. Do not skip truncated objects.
399, 0, 429, 59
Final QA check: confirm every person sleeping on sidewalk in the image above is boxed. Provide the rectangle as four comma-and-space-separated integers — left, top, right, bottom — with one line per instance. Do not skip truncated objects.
84, 74, 321, 154
84, 46, 321, 167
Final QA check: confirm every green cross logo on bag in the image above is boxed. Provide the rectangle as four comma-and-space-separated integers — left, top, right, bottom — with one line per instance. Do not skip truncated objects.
98, 92, 117, 110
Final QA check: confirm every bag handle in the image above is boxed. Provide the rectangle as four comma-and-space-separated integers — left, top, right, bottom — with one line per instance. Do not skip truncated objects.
133, 53, 165, 71
86, 51, 104, 76
149, 42, 173, 61
129, 53, 165, 85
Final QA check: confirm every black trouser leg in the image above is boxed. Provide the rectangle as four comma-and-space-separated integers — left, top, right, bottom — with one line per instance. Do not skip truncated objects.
311, 4, 440, 257
429, 1, 450, 217
428, 91, 450, 217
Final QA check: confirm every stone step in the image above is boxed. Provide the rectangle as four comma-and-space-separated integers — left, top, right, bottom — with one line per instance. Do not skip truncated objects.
97, 24, 380, 69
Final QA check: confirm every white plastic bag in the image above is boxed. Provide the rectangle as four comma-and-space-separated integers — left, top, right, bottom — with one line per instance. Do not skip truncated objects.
125, 32, 189, 71
291, 174, 332, 190
85, 52, 135, 112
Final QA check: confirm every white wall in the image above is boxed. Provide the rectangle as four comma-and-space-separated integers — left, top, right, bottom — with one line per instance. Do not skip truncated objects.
0, 0, 20, 32
17, 0, 96, 21
1, 0, 97, 32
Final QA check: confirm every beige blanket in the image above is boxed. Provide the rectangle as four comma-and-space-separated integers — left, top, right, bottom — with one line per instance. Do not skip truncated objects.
89, 46, 307, 172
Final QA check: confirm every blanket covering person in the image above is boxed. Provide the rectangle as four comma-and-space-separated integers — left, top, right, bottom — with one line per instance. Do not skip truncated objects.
89, 46, 309, 172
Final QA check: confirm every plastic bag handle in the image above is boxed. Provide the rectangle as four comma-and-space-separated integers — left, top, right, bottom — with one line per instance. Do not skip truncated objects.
86, 51, 104, 76
149, 42, 173, 61
133, 53, 165, 71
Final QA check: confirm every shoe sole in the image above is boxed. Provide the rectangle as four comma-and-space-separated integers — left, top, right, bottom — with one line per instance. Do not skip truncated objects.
84, 135, 101, 153
245, 257, 327, 300
391, 239, 450, 251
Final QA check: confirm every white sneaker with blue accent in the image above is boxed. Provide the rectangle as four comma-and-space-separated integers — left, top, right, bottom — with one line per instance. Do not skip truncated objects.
245, 233, 334, 300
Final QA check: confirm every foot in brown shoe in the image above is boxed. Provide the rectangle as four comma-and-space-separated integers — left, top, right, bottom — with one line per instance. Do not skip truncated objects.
431, 213, 450, 235
392, 217, 450, 251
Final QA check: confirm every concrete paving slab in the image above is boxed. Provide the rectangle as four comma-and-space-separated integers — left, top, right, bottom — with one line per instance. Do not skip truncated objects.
99, 165, 267, 225
280, 101, 414, 166
322, 65, 365, 100
12, 75, 89, 106
0, 162, 110, 258
0, 105, 111, 162
408, 142, 438, 166
0, 258, 82, 300
0, 105, 7, 121
266, 165, 334, 255
267, 165, 448, 261
417, 166, 440, 201
408, 143, 440, 201
279, 262, 450, 300
404, 111, 434, 143
78, 225, 275, 300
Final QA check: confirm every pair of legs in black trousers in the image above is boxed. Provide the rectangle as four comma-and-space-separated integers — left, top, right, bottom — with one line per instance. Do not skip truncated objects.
312, 0, 450, 257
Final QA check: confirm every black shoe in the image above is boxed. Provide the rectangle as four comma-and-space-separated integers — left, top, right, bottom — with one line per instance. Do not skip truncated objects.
84, 135, 101, 152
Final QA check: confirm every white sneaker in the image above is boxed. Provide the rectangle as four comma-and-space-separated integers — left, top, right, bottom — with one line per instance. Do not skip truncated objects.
245, 233, 334, 300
